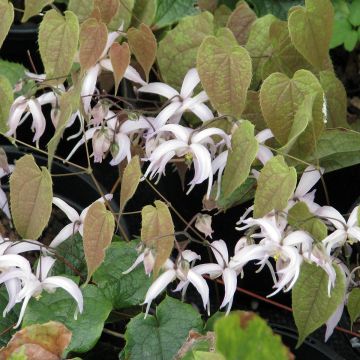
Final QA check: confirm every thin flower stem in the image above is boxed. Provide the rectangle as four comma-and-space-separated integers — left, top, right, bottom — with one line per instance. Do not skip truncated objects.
102, 328, 125, 339
0, 323, 16, 338
51, 170, 89, 177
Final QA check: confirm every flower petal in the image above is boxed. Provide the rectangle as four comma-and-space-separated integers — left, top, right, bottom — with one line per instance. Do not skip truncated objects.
139, 82, 179, 99
180, 68, 200, 99
210, 240, 229, 267
52, 197, 79, 222
187, 269, 209, 310
220, 267, 237, 313
294, 165, 323, 198
124, 65, 147, 86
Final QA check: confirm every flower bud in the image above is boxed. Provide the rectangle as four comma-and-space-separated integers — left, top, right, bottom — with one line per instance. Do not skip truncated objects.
92, 129, 111, 163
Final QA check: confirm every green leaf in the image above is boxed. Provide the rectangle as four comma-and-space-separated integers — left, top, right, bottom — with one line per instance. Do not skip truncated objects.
0, 288, 20, 347
343, 29, 358, 51
307, 129, 360, 172
23, 285, 112, 354
348, 0, 360, 26
157, 11, 214, 89
292, 262, 346, 347
51, 233, 87, 281
0, 75, 13, 133
141, 200, 175, 277
68, 0, 94, 23
221, 121, 258, 199
262, 20, 312, 80
47, 84, 81, 169
22, 0, 53, 22
38, 10, 79, 84
120, 155, 142, 212
0, 0, 14, 49
288, 202, 327, 241
319, 70, 348, 128
155, 0, 199, 29
10, 155, 53, 240
348, 288, 360, 325
0, 60, 26, 88
123, 296, 203, 360
93, 241, 151, 309
243, 90, 267, 130
108, 0, 135, 31
83, 201, 115, 283
330, 18, 352, 49
245, 14, 277, 88
227, 2, 257, 45
194, 352, 225, 360
288, 0, 334, 70
213, 5, 232, 29
197, 28, 252, 118
260, 70, 323, 146
254, 155, 297, 218
177, 332, 216, 360
215, 311, 290, 360
132, 0, 157, 27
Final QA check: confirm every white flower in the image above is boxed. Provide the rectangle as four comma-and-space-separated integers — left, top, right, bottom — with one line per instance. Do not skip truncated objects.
317, 205, 360, 255
0, 255, 83, 328
142, 251, 209, 317
138, 68, 213, 128
144, 124, 230, 198
122, 244, 156, 276
50, 194, 113, 249
92, 129, 112, 163
6, 96, 46, 142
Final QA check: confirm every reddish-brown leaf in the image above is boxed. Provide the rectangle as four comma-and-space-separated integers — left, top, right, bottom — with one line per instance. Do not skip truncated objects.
94, 0, 119, 24
0, 322, 72, 360
227, 2, 257, 45
83, 201, 115, 283
79, 17, 108, 71
109, 42, 130, 93
127, 23, 157, 82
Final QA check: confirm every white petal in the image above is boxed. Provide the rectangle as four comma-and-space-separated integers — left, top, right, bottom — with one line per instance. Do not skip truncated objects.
42, 276, 83, 313
180, 68, 200, 98
124, 65, 147, 86
192, 263, 223, 278
0, 187, 10, 219
52, 197, 79, 222
347, 205, 359, 227
14, 295, 32, 328
322, 229, 347, 255
142, 269, 176, 317
110, 133, 132, 166
65, 127, 100, 161
181, 250, 201, 263
255, 129, 274, 143
187, 269, 209, 310
122, 253, 145, 274
139, 82, 179, 99
152, 102, 183, 129
6, 240, 42, 255
0, 254, 32, 273
294, 165, 323, 198
36, 256, 56, 280
210, 240, 229, 267
325, 300, 344, 341
191, 128, 230, 147
190, 103, 214, 122
256, 145, 273, 165
156, 124, 192, 143
3, 278, 21, 316
82, 64, 101, 114
220, 268, 237, 311
317, 206, 345, 230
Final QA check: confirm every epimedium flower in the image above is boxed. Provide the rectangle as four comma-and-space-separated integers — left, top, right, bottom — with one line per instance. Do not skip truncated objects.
195, 214, 214, 238
143, 124, 231, 198
122, 243, 156, 276
0, 255, 83, 328
138, 68, 214, 128
50, 194, 113, 249
142, 250, 209, 317
6, 96, 46, 142
317, 205, 360, 255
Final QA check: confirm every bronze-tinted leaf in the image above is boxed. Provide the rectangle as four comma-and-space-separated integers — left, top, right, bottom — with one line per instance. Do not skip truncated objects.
0, 322, 71, 360
79, 17, 108, 71
141, 200, 175, 277
227, 2, 256, 45
0, 0, 14, 49
10, 154, 53, 239
110, 42, 131, 93
288, 0, 334, 70
94, 0, 119, 24
127, 23, 157, 82
120, 155, 142, 212
197, 28, 252, 118
83, 201, 115, 283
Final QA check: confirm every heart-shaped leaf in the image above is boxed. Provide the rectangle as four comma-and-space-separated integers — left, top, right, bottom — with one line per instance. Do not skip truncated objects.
0, 75, 13, 133
10, 154, 53, 240
94, 0, 119, 24
197, 28, 252, 118
292, 262, 346, 347
79, 17, 108, 71
38, 10, 79, 84
108, 0, 135, 31
0, 0, 14, 49
68, 0, 94, 23
109, 42, 130, 93
22, 0, 53, 22
348, 288, 360, 325
127, 23, 157, 82
288, 0, 334, 70
83, 201, 115, 283
254, 155, 297, 218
